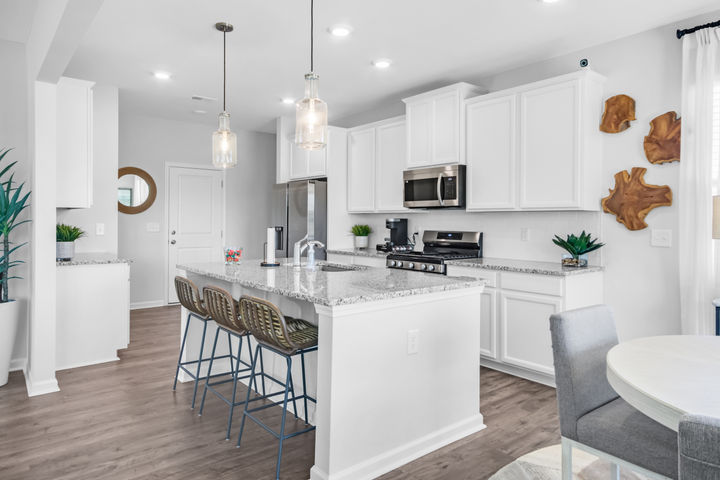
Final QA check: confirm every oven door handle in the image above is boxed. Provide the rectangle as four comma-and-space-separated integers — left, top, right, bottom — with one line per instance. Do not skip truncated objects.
437, 173, 445, 206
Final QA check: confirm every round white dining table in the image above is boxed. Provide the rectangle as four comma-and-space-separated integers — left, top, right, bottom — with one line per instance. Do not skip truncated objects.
606, 335, 720, 432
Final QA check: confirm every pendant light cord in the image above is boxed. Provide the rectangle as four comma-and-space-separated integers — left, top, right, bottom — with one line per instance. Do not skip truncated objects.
223, 30, 227, 112
310, 0, 314, 73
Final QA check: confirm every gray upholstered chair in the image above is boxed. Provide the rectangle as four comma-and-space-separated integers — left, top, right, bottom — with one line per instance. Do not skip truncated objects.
679, 414, 720, 479
550, 305, 678, 480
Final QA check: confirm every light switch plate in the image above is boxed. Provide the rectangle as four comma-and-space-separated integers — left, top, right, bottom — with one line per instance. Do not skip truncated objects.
95, 223, 105, 236
651, 229, 672, 248
407, 329, 419, 355
146, 222, 161, 233
520, 227, 529, 242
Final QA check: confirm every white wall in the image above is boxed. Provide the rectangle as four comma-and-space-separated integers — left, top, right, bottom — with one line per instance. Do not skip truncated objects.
333, 13, 720, 341
118, 112, 276, 307
0, 38, 31, 371
56, 84, 119, 254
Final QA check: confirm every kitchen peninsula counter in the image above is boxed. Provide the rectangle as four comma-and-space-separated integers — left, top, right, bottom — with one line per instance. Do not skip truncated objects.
178, 260, 485, 480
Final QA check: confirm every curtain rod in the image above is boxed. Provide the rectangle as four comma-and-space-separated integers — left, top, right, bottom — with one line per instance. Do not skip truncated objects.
676, 19, 720, 39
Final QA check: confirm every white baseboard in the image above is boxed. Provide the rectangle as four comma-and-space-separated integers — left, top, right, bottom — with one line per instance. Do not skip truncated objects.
9, 357, 26, 372
56, 356, 120, 372
310, 414, 486, 480
481, 358, 556, 387
130, 300, 166, 310
25, 373, 60, 397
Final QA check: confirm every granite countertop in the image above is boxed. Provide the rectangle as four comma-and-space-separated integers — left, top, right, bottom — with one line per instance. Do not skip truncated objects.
327, 248, 390, 259
57, 253, 132, 267
327, 248, 602, 276
178, 260, 483, 307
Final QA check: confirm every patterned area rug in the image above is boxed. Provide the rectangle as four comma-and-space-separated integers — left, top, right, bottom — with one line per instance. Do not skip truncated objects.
490, 445, 650, 480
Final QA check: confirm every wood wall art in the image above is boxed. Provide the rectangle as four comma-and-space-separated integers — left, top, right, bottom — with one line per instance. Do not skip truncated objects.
599, 94, 636, 133
601, 167, 672, 231
644, 111, 681, 164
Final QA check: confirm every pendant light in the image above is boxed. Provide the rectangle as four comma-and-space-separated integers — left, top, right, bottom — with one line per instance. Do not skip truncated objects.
212, 22, 238, 169
295, 0, 328, 150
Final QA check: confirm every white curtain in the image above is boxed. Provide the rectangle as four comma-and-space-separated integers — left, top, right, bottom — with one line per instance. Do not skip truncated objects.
679, 27, 720, 335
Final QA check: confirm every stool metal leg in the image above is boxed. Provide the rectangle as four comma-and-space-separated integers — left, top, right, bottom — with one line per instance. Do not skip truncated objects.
227, 331, 235, 374
259, 346, 267, 396
276, 355, 293, 480
301, 350, 309, 424
225, 333, 244, 440
287, 357, 298, 419
237, 345, 261, 449
190, 319, 209, 409
198, 328, 221, 416
173, 313, 192, 390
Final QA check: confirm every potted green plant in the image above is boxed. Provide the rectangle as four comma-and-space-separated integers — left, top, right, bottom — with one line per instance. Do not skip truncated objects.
0, 148, 30, 387
56, 224, 85, 261
552, 231, 604, 267
350, 224, 372, 249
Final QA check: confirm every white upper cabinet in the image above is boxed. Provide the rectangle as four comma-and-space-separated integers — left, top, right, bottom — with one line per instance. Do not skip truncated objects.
403, 83, 485, 169
347, 116, 408, 214
56, 77, 94, 208
465, 70, 605, 212
276, 116, 327, 183
466, 93, 517, 210
347, 126, 376, 212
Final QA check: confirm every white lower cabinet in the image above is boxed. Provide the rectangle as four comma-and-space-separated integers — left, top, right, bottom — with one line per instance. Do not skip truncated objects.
479, 288, 498, 360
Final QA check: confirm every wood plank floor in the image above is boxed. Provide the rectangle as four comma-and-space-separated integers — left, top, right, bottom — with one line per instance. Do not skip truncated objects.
0, 306, 559, 480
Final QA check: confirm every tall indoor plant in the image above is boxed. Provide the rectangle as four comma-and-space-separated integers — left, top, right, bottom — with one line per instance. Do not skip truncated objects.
0, 148, 30, 386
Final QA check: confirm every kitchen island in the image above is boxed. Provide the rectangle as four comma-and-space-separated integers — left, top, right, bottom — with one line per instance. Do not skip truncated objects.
177, 260, 485, 480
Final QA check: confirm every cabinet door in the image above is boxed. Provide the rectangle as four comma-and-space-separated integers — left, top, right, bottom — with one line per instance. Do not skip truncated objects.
56, 78, 94, 208
466, 94, 517, 210
375, 120, 407, 212
500, 291, 561, 375
406, 100, 432, 168
432, 91, 460, 165
289, 143, 309, 179
480, 288, 498, 360
347, 128, 376, 212
519, 79, 580, 209
307, 147, 327, 178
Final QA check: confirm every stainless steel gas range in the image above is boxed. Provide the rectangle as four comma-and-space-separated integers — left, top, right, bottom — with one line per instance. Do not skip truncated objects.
386, 230, 483, 275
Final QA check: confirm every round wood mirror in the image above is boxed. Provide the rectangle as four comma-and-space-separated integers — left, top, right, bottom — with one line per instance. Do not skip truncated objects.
117, 167, 157, 214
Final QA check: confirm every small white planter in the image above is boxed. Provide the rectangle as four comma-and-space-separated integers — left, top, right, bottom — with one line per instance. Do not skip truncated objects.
56, 241, 75, 261
0, 300, 20, 387
354, 236, 369, 249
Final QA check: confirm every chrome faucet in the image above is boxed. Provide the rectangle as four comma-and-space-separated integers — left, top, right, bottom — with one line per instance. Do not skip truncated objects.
293, 234, 309, 267
305, 240, 325, 269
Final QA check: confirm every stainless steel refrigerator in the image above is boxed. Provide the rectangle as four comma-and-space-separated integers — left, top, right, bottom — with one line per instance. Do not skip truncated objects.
281, 179, 327, 260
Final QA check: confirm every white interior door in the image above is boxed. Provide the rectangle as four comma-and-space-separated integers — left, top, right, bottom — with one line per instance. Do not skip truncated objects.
167, 166, 224, 303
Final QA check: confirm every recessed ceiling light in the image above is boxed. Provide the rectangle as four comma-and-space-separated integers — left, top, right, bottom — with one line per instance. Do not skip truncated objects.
192, 109, 207, 114
372, 59, 392, 69
538, 0, 560, 3
153, 71, 171, 80
281, 98, 296, 105
329, 25, 352, 37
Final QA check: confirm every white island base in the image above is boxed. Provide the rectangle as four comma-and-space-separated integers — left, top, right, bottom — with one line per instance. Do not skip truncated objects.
180, 263, 484, 480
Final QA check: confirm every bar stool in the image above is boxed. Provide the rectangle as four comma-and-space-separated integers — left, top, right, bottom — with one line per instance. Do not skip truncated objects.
236, 295, 318, 480
198, 285, 256, 440
173, 276, 236, 409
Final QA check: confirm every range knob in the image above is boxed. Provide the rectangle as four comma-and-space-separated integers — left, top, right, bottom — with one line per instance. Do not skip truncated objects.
408, 262, 415, 269
389, 260, 396, 267
420, 264, 427, 271
397, 261, 403, 267
428, 265, 435, 272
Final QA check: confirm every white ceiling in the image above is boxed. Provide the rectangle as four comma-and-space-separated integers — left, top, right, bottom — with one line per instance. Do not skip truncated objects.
0, 0, 37, 44
63, 0, 719, 133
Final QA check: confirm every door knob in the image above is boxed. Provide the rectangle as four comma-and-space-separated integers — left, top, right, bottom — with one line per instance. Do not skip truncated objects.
170, 240, 176, 245
171, 230, 176, 235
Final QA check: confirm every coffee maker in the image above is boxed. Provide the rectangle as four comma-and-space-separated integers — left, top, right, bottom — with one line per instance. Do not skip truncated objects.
376, 218, 413, 252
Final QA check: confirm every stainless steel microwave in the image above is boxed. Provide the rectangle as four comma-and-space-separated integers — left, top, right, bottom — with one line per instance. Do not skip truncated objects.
403, 165, 465, 208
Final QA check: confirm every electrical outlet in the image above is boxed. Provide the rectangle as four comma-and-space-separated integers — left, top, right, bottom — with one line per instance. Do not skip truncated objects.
651, 229, 672, 248
407, 329, 419, 355
95, 223, 105, 236
520, 227, 529, 242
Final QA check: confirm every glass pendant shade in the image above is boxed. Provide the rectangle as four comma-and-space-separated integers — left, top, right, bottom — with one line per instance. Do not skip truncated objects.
295, 73, 328, 150
212, 112, 237, 169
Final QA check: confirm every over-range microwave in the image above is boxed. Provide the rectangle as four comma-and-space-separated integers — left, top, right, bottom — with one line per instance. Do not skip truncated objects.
403, 165, 466, 209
